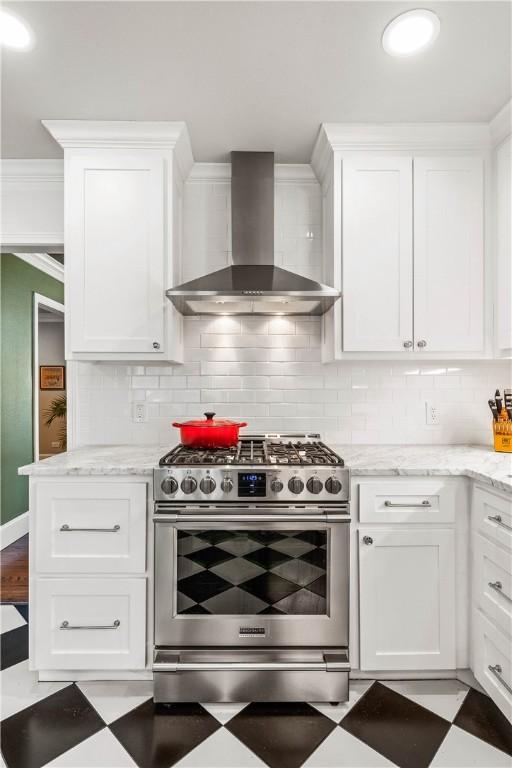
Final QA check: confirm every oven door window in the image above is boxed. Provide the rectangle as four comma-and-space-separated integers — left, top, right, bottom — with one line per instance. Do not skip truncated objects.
176, 529, 327, 615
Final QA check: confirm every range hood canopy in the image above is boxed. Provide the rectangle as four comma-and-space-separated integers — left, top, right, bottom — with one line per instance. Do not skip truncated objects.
166, 151, 340, 316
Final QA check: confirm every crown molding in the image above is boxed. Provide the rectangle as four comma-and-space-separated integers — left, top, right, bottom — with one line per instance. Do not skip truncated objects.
187, 162, 317, 184
1, 159, 64, 184
11, 253, 64, 282
489, 100, 512, 148
42, 120, 194, 179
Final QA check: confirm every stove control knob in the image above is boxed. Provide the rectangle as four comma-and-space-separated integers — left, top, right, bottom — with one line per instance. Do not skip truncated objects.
181, 476, 197, 494
221, 476, 234, 493
306, 476, 323, 494
288, 476, 304, 494
325, 476, 342, 494
271, 478, 284, 493
200, 476, 216, 494
161, 477, 178, 495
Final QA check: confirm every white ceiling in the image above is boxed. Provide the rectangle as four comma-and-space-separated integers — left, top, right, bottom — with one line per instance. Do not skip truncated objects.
2, 1, 510, 162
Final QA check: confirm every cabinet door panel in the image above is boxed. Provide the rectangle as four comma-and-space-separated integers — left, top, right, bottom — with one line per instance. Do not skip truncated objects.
68, 152, 165, 354
359, 528, 456, 670
414, 157, 484, 352
342, 157, 413, 352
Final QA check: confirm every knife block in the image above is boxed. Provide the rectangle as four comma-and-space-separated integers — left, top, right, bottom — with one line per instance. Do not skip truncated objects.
493, 421, 512, 452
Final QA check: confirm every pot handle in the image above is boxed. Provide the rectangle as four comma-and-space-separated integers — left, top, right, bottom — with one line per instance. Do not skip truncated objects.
204, 412, 215, 421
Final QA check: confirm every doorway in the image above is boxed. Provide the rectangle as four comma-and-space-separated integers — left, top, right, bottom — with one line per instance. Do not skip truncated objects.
33, 293, 66, 461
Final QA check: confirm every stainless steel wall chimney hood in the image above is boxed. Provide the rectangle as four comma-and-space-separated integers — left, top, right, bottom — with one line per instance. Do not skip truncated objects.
166, 151, 340, 316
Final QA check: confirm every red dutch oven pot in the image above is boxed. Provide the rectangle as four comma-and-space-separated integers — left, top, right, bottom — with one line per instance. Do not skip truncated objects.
172, 412, 247, 448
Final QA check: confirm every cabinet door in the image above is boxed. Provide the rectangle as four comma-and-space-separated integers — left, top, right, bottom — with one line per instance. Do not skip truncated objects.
359, 528, 456, 670
67, 152, 165, 354
414, 157, 484, 352
495, 137, 512, 356
342, 157, 413, 351
35, 578, 146, 670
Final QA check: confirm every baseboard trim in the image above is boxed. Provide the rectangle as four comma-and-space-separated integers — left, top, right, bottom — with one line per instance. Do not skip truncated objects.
1, 512, 29, 549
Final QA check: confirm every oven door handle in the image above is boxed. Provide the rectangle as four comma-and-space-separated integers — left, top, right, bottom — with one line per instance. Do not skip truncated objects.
153, 514, 350, 523
153, 657, 350, 673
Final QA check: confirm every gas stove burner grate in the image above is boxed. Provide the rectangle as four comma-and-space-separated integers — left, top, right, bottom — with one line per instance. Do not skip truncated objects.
159, 437, 343, 467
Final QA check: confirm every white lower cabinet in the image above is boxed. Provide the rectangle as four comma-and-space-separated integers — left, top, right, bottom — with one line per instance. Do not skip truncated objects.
34, 578, 146, 670
359, 528, 456, 671
473, 610, 512, 721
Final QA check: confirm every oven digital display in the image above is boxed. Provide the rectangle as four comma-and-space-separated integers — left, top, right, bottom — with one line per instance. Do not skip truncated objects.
238, 473, 266, 497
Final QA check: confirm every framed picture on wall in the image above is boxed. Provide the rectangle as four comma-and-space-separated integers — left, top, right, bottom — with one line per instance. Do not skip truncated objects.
40, 366, 66, 391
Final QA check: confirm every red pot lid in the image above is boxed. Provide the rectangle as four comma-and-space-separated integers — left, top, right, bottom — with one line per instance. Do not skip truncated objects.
173, 412, 247, 428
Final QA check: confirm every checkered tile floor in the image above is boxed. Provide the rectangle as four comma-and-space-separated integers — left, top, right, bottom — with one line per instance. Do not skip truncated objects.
1, 604, 511, 768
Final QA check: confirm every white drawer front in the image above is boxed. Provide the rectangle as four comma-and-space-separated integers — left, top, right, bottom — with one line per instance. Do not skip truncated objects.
358, 480, 456, 523
35, 578, 146, 670
474, 486, 512, 551
35, 482, 147, 573
474, 534, 512, 638
474, 610, 512, 722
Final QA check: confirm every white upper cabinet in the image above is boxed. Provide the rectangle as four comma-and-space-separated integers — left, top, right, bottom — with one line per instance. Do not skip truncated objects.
495, 135, 512, 357
43, 121, 192, 361
414, 157, 484, 353
342, 157, 413, 352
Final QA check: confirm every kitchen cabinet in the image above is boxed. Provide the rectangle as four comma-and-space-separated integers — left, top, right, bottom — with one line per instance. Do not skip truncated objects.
42, 121, 192, 362
341, 154, 484, 354
495, 135, 512, 357
414, 157, 484, 352
342, 157, 413, 352
359, 528, 456, 670
471, 484, 512, 719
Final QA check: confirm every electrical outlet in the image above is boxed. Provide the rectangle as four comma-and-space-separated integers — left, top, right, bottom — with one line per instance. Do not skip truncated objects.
425, 401, 440, 426
132, 402, 147, 423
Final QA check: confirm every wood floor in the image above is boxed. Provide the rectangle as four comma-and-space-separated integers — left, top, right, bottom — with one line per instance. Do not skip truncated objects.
1, 534, 29, 603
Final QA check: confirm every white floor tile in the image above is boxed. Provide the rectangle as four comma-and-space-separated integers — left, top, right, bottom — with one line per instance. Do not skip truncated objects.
0, 660, 70, 721
430, 724, 512, 767
0, 605, 26, 634
303, 726, 395, 767
44, 727, 137, 767
382, 679, 470, 722
174, 727, 266, 767
201, 702, 249, 724
310, 680, 374, 723
77, 680, 153, 724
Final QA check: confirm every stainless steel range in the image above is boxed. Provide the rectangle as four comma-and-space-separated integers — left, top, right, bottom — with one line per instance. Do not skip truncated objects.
153, 434, 350, 704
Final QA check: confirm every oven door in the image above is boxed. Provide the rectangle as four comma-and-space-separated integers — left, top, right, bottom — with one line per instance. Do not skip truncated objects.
154, 510, 349, 648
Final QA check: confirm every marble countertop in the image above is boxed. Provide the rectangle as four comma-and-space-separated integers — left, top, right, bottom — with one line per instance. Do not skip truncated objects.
19, 444, 512, 493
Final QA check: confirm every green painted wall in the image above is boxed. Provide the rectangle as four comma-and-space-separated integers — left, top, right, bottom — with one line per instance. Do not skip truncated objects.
1, 255, 64, 525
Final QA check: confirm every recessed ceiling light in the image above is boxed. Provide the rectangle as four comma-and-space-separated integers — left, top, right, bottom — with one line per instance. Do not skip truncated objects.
0, 9, 33, 50
382, 9, 440, 57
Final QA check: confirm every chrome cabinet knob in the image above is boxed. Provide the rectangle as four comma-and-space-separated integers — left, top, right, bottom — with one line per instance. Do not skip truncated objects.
363, 536, 373, 545
271, 478, 284, 493
403, 340, 413, 348
221, 476, 234, 493
200, 476, 216, 494
288, 476, 304, 494
153, 341, 161, 349
161, 477, 178, 495
181, 476, 197, 494
417, 340, 427, 348
306, 477, 323, 494
325, 477, 342, 494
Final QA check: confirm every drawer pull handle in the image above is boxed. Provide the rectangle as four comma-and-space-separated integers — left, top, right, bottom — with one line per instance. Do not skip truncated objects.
487, 515, 512, 532
384, 500, 431, 508
60, 524, 120, 533
488, 664, 512, 695
488, 581, 512, 601
60, 619, 120, 630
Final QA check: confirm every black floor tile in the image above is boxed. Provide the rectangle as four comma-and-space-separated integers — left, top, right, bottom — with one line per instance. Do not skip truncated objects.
245, 547, 290, 570
453, 687, 512, 757
0, 684, 105, 768
196, 530, 234, 545
14, 603, 29, 622
1, 624, 28, 670
226, 702, 335, 768
340, 681, 451, 768
109, 699, 220, 768
299, 547, 327, 570
246, 531, 287, 545
187, 545, 235, 569
177, 569, 232, 603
